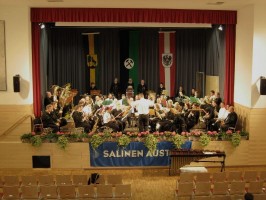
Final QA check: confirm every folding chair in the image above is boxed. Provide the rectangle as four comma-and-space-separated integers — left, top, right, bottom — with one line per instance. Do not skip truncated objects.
3, 176, 20, 186
73, 174, 88, 186
175, 182, 194, 200
39, 185, 58, 199
21, 175, 38, 186
194, 182, 211, 196
38, 175, 55, 186
212, 182, 229, 195
106, 174, 123, 186
243, 171, 258, 182
247, 181, 264, 194
229, 181, 246, 195
58, 185, 77, 199
2, 186, 20, 199
211, 172, 226, 182
114, 184, 132, 199
178, 173, 195, 183
20, 185, 39, 199
77, 185, 96, 199
96, 184, 113, 199
227, 171, 243, 182
56, 175, 72, 186
95, 174, 106, 185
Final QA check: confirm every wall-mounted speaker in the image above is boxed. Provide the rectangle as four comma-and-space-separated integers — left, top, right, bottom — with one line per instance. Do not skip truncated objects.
260, 78, 266, 95
13, 75, 20, 92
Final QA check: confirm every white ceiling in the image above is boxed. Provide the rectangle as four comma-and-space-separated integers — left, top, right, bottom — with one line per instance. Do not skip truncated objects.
0, 0, 265, 10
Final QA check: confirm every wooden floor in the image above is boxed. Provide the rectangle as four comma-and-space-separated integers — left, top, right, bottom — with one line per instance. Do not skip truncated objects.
1, 166, 266, 200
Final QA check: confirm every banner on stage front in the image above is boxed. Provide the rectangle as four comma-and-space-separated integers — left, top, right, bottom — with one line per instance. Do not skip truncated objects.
89, 141, 191, 167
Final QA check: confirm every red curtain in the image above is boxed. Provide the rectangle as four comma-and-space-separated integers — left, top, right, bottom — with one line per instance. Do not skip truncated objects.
31, 8, 236, 24
31, 8, 236, 116
224, 24, 236, 106
31, 22, 42, 117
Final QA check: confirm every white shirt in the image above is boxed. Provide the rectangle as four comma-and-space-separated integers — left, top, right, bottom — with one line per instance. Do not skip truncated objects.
82, 105, 92, 115
132, 98, 154, 115
103, 112, 112, 124
218, 107, 229, 120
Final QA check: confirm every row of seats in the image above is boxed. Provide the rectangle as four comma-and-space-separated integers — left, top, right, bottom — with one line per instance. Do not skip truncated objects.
1, 184, 131, 199
0, 174, 122, 187
177, 171, 266, 184
178, 193, 266, 200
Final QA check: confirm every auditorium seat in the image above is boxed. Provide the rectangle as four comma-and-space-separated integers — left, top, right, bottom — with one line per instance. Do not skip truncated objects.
243, 171, 258, 182
212, 182, 229, 195
194, 172, 211, 183
96, 184, 113, 199
106, 174, 123, 186
2, 186, 20, 199
58, 185, 77, 199
3, 176, 20, 186
247, 181, 264, 194
193, 196, 212, 200
253, 193, 266, 200
193, 182, 211, 196
55, 175, 72, 186
259, 171, 266, 182
77, 185, 96, 199
211, 172, 226, 182
20, 185, 39, 199
175, 182, 194, 200
230, 194, 244, 200
21, 175, 38, 186
113, 184, 132, 199
39, 185, 58, 199
229, 181, 246, 195
211, 195, 230, 200
177, 173, 195, 184
227, 171, 243, 182
38, 175, 55, 186
73, 174, 88, 186
94, 174, 106, 185
0, 176, 3, 188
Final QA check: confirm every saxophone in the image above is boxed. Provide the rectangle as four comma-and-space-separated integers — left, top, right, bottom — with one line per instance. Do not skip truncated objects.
91, 117, 99, 133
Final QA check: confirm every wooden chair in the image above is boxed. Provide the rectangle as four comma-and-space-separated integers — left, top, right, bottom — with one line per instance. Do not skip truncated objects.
95, 174, 106, 185
259, 171, 266, 182
194, 182, 211, 196
247, 181, 264, 194
175, 182, 194, 199
212, 182, 229, 195
230, 194, 244, 200
39, 185, 58, 199
227, 171, 243, 182
253, 193, 266, 200
2, 186, 20, 199
96, 184, 113, 199
106, 174, 123, 186
114, 184, 132, 199
77, 185, 96, 199
73, 174, 88, 186
243, 171, 258, 182
211, 172, 226, 182
194, 173, 211, 182
20, 185, 39, 199
55, 175, 72, 186
177, 173, 195, 189
58, 185, 77, 199
21, 175, 38, 186
3, 176, 20, 186
38, 175, 55, 186
193, 196, 212, 200
229, 181, 246, 195
211, 195, 231, 200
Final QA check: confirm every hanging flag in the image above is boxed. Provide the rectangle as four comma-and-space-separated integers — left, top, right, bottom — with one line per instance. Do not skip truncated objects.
159, 31, 176, 97
120, 30, 140, 94
86, 33, 100, 87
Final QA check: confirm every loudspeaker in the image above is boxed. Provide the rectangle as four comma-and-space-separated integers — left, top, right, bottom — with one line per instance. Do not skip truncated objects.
260, 78, 266, 95
13, 75, 20, 92
32, 156, 51, 168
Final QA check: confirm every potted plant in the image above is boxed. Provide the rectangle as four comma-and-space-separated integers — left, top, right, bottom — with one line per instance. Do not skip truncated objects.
144, 134, 158, 152
231, 132, 241, 147
90, 134, 104, 150
57, 135, 69, 150
171, 134, 186, 149
117, 134, 131, 148
30, 135, 42, 147
199, 133, 211, 147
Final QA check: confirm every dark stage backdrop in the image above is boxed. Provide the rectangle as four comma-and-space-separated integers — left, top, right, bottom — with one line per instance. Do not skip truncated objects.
40, 26, 225, 102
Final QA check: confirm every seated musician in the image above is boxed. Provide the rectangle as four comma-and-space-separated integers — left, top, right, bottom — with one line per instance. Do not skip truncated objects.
103, 107, 122, 132
51, 101, 67, 127
44, 91, 53, 108
157, 82, 165, 96
202, 104, 215, 130
72, 105, 92, 133
41, 104, 59, 133
111, 102, 126, 130
210, 102, 228, 131
176, 86, 185, 100
185, 103, 200, 131
220, 106, 238, 131
137, 79, 148, 96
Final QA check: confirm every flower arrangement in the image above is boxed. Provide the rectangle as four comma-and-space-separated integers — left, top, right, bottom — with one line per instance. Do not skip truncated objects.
20, 128, 248, 150
199, 134, 211, 147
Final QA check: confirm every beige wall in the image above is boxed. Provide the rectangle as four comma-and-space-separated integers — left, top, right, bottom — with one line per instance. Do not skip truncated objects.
0, 6, 32, 105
